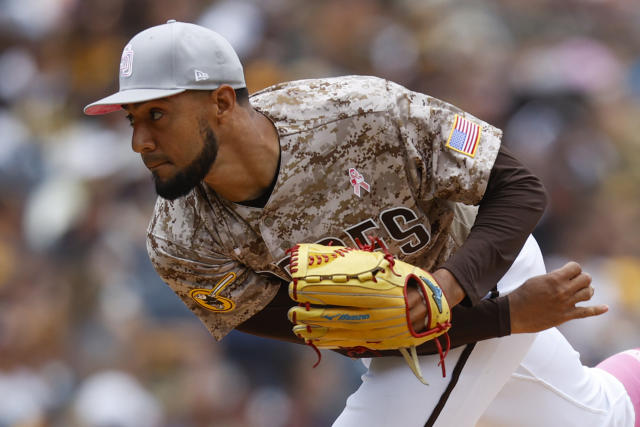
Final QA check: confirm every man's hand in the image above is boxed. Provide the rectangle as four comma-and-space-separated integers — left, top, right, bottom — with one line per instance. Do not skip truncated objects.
508, 262, 608, 334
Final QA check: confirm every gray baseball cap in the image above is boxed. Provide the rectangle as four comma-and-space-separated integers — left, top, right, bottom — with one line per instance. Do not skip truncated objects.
84, 20, 246, 115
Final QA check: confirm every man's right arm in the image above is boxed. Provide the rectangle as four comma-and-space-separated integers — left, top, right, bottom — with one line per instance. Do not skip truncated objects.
357, 261, 606, 357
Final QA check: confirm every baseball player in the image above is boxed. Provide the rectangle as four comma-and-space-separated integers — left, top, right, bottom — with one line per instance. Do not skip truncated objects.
84, 21, 638, 426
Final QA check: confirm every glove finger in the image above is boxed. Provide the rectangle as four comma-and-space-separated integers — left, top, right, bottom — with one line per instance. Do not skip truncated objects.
289, 278, 405, 307
288, 305, 406, 329
293, 323, 411, 342
293, 324, 435, 350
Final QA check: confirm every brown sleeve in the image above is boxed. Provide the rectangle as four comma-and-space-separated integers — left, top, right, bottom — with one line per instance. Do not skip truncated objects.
235, 280, 303, 344
417, 296, 511, 355
441, 144, 547, 306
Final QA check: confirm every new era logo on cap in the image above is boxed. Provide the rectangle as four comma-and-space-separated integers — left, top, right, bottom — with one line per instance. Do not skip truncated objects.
194, 69, 209, 81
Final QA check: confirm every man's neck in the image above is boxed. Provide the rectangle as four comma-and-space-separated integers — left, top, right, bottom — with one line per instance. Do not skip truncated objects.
236, 148, 281, 208
204, 107, 280, 202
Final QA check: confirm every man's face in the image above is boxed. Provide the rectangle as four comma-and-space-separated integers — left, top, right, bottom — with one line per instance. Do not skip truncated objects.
125, 92, 218, 200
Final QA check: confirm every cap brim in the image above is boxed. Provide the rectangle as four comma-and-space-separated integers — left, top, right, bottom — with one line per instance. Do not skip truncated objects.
83, 88, 187, 115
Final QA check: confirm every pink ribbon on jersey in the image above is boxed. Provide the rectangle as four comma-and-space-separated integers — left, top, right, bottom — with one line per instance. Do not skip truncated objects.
349, 168, 370, 197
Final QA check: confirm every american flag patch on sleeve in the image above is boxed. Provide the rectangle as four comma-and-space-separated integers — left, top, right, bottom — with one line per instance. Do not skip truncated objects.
445, 115, 482, 157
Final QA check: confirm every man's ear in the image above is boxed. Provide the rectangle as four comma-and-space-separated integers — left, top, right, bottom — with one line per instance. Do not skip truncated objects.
210, 85, 237, 122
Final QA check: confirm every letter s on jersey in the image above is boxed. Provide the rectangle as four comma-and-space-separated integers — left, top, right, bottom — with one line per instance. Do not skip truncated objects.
379, 207, 431, 254
343, 207, 431, 255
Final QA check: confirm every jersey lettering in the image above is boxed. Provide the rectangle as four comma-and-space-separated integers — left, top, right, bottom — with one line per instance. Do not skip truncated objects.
273, 208, 430, 276
379, 207, 431, 254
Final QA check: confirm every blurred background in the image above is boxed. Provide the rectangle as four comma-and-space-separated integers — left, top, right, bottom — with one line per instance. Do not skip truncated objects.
1, 0, 639, 426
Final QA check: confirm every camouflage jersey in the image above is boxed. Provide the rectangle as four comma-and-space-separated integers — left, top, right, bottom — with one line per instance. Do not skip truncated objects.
147, 76, 502, 341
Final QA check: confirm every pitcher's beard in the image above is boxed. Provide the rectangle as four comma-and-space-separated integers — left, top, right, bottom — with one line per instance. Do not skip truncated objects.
153, 120, 218, 200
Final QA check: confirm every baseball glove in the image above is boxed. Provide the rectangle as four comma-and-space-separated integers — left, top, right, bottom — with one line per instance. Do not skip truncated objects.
287, 239, 452, 384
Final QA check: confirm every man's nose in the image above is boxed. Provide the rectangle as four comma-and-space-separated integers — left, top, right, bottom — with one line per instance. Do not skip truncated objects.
131, 125, 156, 153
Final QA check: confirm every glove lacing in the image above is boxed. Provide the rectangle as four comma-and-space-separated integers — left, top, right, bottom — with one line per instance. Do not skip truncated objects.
286, 244, 324, 367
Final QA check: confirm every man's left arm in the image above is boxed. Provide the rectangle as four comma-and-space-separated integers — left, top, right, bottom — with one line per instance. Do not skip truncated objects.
391, 83, 539, 306
437, 144, 547, 307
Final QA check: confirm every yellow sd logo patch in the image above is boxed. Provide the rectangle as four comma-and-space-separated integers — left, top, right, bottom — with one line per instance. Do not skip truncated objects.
189, 272, 236, 313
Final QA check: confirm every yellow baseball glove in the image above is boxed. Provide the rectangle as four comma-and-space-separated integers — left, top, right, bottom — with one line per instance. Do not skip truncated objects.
287, 241, 451, 384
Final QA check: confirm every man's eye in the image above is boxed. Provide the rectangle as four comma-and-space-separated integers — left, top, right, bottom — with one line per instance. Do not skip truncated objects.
150, 110, 163, 121
125, 114, 134, 126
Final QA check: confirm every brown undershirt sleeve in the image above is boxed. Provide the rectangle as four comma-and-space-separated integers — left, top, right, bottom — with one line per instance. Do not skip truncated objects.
441, 144, 547, 306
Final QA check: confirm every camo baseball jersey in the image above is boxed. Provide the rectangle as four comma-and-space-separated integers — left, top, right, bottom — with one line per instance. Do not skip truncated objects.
147, 76, 502, 340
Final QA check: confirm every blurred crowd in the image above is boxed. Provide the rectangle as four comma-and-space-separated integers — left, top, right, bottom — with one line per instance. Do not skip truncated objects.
1, 0, 639, 426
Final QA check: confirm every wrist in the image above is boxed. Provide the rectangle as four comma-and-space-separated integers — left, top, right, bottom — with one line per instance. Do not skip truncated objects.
507, 291, 525, 334
432, 268, 465, 307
